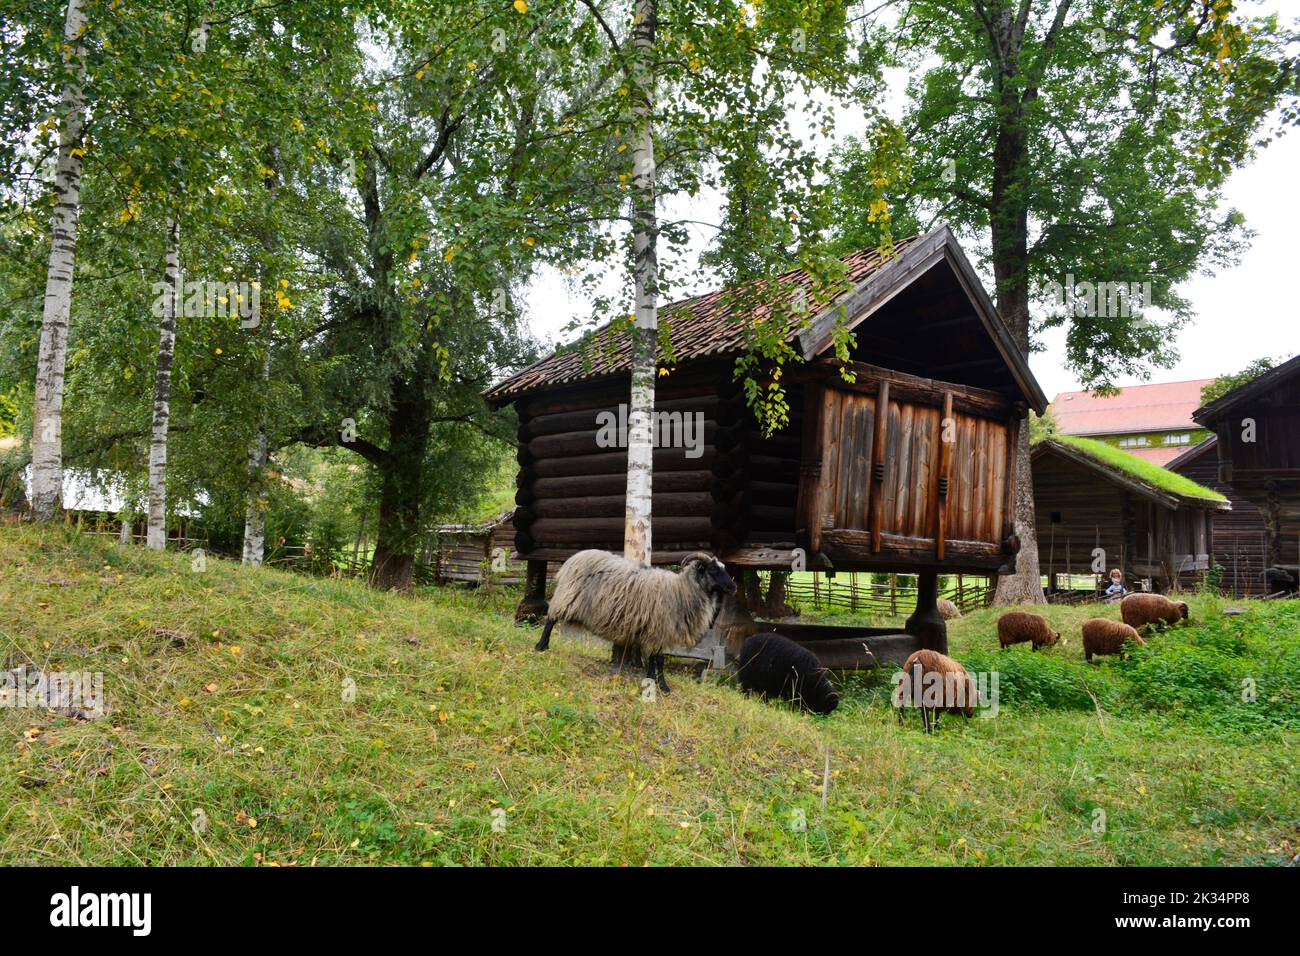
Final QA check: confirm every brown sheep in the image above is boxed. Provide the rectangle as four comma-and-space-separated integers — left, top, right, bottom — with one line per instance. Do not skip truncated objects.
1081, 618, 1146, 662
937, 598, 962, 621
1121, 593, 1189, 632
996, 611, 1062, 651
891, 649, 979, 733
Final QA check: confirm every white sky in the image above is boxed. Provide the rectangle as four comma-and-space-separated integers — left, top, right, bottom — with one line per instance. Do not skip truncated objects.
520, 5, 1299, 404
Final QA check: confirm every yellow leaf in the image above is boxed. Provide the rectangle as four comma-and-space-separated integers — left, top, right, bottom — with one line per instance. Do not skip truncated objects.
514, 0, 528, 12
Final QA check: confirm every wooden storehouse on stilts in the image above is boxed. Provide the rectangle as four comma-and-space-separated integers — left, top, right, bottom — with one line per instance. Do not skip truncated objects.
484, 226, 1048, 669
1193, 354, 1300, 594
1031, 436, 1228, 594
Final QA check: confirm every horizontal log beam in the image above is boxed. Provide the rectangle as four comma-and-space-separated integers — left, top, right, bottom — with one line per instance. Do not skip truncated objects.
530, 516, 713, 541
533, 448, 717, 478
523, 470, 714, 501
515, 547, 710, 565
527, 492, 712, 519
789, 358, 1013, 418
521, 395, 728, 439
528, 421, 720, 459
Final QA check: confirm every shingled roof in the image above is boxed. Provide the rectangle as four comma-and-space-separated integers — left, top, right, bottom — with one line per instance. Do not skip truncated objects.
485, 235, 922, 404
487, 226, 1049, 411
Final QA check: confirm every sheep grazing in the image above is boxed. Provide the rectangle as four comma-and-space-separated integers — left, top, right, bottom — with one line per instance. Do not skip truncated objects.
533, 549, 736, 694
996, 610, 1062, 651
1120, 593, 1189, 632
891, 649, 979, 733
735, 633, 839, 716
1081, 618, 1146, 662
937, 598, 962, 621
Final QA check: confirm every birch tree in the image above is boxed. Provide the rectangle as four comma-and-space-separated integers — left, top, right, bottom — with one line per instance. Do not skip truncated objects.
568, 0, 870, 566
624, 0, 658, 565
146, 217, 180, 549
29, 0, 87, 519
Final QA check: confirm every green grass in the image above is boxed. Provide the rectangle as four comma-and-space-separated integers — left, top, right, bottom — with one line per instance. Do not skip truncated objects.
1, 521, 1296, 866
1045, 435, 1227, 503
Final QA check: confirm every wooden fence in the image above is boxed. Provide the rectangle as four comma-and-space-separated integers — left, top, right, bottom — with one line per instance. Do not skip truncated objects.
771, 572, 994, 617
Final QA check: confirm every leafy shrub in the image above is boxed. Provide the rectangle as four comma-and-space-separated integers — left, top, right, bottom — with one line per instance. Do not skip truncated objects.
963, 647, 1104, 711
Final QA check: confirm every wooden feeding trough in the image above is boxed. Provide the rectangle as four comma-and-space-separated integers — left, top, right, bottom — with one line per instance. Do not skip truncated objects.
484, 226, 1048, 669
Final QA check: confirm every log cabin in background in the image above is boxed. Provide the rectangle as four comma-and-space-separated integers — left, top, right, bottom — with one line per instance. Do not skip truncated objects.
1194, 354, 1300, 594
1031, 436, 1229, 594
1167, 436, 1270, 596
484, 226, 1048, 669
430, 510, 523, 585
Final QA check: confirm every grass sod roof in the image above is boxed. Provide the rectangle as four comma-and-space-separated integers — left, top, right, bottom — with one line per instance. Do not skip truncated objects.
1036, 435, 1229, 506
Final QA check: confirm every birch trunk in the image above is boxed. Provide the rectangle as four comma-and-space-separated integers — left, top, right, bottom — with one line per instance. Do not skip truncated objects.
29, 0, 88, 520
241, 349, 271, 564
623, 0, 658, 567
244, 144, 279, 565
146, 218, 181, 550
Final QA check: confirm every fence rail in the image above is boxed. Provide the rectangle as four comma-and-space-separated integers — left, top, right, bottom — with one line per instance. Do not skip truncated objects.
766, 572, 995, 617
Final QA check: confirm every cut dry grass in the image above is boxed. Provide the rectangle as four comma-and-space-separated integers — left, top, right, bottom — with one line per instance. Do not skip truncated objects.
1, 521, 1295, 865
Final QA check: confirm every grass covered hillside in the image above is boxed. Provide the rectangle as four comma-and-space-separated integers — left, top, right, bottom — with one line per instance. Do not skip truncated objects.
1, 522, 1296, 866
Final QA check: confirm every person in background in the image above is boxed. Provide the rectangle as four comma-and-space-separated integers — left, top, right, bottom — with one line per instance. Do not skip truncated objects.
1104, 568, 1127, 601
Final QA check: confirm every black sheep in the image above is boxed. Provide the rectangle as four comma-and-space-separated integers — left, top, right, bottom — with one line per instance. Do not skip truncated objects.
736, 632, 839, 715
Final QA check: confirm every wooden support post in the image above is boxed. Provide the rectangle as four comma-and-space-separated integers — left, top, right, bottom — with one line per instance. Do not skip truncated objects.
869, 381, 890, 553
715, 579, 760, 658
796, 381, 827, 555
515, 559, 549, 624
905, 571, 947, 654
935, 390, 953, 560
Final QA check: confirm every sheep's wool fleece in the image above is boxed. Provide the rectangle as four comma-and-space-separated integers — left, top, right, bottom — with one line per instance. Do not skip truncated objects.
997, 611, 1055, 646
897, 648, 978, 715
1121, 593, 1186, 629
548, 550, 718, 654
1082, 618, 1144, 655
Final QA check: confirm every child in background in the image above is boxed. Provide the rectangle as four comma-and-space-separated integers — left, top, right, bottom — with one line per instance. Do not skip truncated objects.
1104, 568, 1126, 601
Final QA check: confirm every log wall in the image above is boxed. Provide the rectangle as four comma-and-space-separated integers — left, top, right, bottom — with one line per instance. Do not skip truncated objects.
512, 365, 744, 564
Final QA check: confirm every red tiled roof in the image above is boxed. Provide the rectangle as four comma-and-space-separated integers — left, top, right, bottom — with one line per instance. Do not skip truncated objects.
1051, 379, 1212, 437
485, 235, 922, 403
1126, 446, 1193, 468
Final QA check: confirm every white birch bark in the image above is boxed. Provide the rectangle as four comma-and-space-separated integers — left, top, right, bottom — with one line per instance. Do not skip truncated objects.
241, 349, 271, 565
623, 0, 658, 567
243, 145, 278, 565
146, 218, 181, 550
29, 0, 88, 520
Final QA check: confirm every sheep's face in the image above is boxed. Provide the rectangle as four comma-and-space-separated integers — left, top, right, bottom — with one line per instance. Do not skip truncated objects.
1176, 601, 1189, 621
682, 553, 736, 598
1042, 628, 1061, 648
